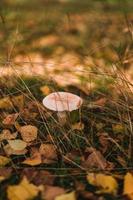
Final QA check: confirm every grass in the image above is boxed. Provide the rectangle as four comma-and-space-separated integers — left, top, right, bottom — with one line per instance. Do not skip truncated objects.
0, 0, 133, 199
0, 63, 133, 199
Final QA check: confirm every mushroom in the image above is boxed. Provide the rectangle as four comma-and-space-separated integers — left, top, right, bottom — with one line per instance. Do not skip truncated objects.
42, 92, 83, 125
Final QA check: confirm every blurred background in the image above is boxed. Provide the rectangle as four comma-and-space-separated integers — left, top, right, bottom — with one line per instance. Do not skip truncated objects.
0, 0, 132, 87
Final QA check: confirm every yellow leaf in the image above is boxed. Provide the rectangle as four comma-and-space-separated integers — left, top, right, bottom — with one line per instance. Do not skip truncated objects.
55, 191, 76, 200
112, 124, 124, 133
72, 122, 84, 131
0, 176, 5, 182
0, 155, 10, 166
87, 173, 118, 194
8, 139, 27, 151
123, 173, 133, 200
4, 144, 27, 155
7, 176, 42, 200
0, 97, 13, 109
40, 85, 51, 95
12, 95, 24, 110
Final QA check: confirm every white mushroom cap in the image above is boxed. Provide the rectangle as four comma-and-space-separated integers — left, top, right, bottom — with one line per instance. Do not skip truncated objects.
42, 92, 83, 112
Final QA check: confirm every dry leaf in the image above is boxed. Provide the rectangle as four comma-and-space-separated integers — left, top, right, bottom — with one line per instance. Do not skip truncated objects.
20, 125, 38, 142
22, 169, 55, 185
87, 173, 118, 194
97, 132, 109, 153
82, 148, 108, 170
4, 144, 27, 155
0, 155, 11, 166
72, 122, 84, 131
20, 108, 38, 121
12, 95, 24, 110
123, 172, 133, 200
23, 148, 42, 166
112, 124, 124, 133
88, 98, 106, 108
42, 186, 65, 200
40, 85, 51, 95
2, 113, 19, 125
0, 168, 12, 182
7, 176, 43, 200
39, 144, 57, 160
0, 97, 13, 109
8, 139, 27, 151
55, 191, 76, 200
0, 129, 17, 141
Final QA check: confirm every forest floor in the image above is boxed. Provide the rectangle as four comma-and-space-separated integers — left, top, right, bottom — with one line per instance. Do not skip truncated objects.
0, 0, 133, 200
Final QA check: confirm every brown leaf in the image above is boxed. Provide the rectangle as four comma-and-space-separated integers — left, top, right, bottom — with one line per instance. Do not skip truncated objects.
42, 186, 65, 200
72, 122, 84, 131
12, 95, 25, 111
82, 148, 108, 170
2, 113, 19, 125
0, 155, 11, 166
23, 148, 42, 166
22, 169, 55, 185
0, 129, 17, 141
39, 144, 57, 160
79, 191, 96, 200
20, 108, 38, 121
0, 97, 13, 110
20, 125, 38, 142
88, 98, 107, 108
97, 132, 110, 153
63, 150, 83, 165
0, 168, 12, 182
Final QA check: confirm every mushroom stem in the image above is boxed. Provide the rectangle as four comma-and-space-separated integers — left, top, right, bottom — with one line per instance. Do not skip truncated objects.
57, 111, 67, 125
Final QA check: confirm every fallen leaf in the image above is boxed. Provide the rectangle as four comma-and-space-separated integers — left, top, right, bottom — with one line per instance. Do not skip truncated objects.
7, 176, 43, 200
20, 125, 38, 142
20, 109, 38, 121
97, 132, 110, 153
40, 85, 51, 95
0, 155, 11, 166
42, 186, 65, 200
63, 150, 83, 165
112, 124, 124, 133
33, 35, 59, 48
4, 144, 27, 155
12, 95, 24, 110
55, 191, 76, 200
72, 122, 84, 131
39, 144, 57, 160
123, 172, 133, 200
8, 139, 27, 151
0, 129, 17, 141
0, 168, 12, 182
87, 173, 118, 194
23, 148, 42, 166
82, 148, 108, 170
0, 97, 13, 109
22, 169, 55, 185
88, 98, 107, 108
2, 113, 19, 125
